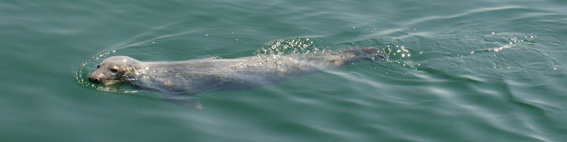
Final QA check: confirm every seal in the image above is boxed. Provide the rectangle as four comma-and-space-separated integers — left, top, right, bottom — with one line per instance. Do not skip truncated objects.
88, 48, 386, 108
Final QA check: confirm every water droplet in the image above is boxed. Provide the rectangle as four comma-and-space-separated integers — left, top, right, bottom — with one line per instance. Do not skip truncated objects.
204, 34, 208, 37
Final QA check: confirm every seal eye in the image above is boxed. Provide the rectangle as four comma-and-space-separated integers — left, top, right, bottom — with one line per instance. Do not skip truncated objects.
97, 65, 100, 69
110, 68, 119, 73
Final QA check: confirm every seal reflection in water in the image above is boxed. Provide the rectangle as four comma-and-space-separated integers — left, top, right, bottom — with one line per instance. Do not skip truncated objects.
88, 48, 387, 108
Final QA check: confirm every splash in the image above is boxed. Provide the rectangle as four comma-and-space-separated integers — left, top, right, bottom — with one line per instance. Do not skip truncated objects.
254, 38, 329, 55
383, 44, 411, 59
470, 33, 536, 54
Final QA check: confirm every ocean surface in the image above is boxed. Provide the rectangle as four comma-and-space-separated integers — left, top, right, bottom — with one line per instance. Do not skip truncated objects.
2, 0, 567, 141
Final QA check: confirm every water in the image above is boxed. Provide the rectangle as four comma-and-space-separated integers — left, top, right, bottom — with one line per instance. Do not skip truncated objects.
2, 0, 567, 141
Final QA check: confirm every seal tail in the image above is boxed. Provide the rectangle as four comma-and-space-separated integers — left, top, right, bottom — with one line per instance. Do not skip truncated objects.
338, 47, 388, 63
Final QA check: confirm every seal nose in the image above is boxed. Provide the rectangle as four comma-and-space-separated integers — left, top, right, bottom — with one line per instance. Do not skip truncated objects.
88, 77, 101, 84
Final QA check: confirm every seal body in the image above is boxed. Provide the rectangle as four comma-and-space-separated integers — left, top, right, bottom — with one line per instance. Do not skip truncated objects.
88, 48, 386, 94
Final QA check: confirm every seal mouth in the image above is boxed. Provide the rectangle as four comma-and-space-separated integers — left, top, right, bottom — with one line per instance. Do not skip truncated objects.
101, 80, 120, 86
88, 77, 120, 86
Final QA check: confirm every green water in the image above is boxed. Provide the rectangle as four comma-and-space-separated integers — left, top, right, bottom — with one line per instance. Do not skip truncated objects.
2, 0, 567, 141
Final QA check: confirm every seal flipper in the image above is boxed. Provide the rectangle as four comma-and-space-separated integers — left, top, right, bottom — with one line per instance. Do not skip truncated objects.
162, 94, 202, 109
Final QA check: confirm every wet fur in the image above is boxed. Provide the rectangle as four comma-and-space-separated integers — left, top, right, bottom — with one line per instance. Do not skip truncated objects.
89, 48, 387, 94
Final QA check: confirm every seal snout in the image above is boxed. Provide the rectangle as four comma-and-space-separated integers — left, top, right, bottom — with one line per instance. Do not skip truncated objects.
88, 72, 106, 84
88, 77, 102, 84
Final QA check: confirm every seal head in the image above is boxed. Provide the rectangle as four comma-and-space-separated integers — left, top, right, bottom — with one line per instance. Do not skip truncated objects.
88, 56, 142, 85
